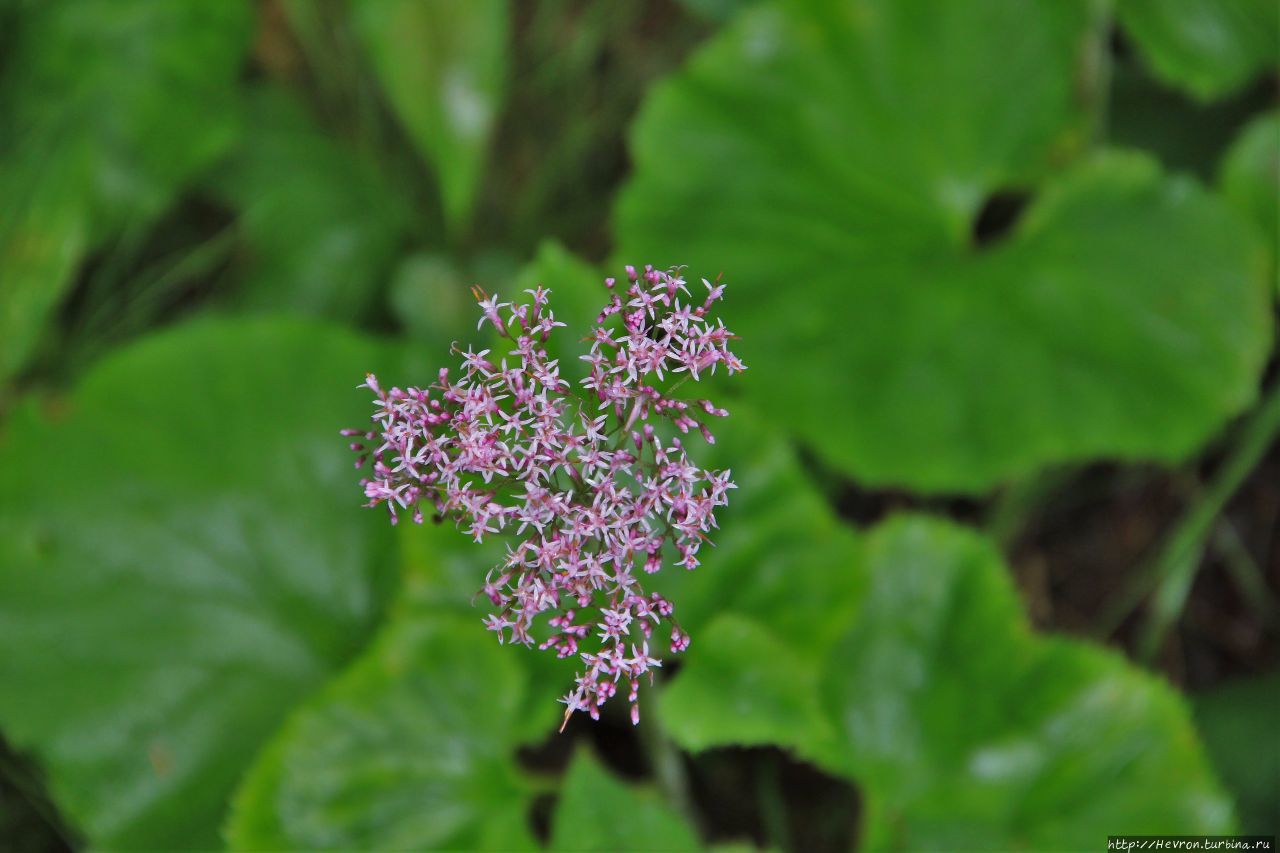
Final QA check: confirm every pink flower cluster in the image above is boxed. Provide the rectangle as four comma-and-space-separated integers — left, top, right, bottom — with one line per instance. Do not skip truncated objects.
344, 265, 744, 728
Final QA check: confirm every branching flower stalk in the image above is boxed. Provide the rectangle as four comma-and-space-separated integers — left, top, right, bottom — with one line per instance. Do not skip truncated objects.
343, 265, 745, 728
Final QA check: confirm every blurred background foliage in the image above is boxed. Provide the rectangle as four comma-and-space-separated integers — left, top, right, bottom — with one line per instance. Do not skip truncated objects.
0, 0, 1276, 850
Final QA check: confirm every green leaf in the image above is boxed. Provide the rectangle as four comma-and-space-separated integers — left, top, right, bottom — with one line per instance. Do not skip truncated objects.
0, 0, 251, 228
551, 748, 700, 852
226, 613, 536, 851
824, 516, 1235, 848
1193, 673, 1280, 835
1219, 110, 1279, 291
0, 0, 250, 381
514, 240, 610, 323
1105, 56, 1275, 180
647, 402, 860, 767
394, 519, 572, 745
512, 240, 617, 386
646, 401, 863, 652
391, 250, 523, 345
389, 253, 477, 343
519, 244, 866, 645
0, 318, 400, 848
1116, 0, 1279, 101
352, 0, 509, 235
210, 87, 410, 320
658, 615, 835, 762
0, 168, 87, 382
616, 0, 1272, 492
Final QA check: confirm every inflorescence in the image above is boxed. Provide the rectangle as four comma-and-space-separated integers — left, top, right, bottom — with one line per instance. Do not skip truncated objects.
344, 264, 744, 728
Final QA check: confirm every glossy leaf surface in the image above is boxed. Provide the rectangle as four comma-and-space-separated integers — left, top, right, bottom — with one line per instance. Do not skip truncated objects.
551, 749, 700, 852
617, 0, 1271, 491
210, 87, 410, 320
0, 319, 399, 848
824, 517, 1235, 848
0, 0, 250, 380
1117, 0, 1279, 100
226, 614, 536, 851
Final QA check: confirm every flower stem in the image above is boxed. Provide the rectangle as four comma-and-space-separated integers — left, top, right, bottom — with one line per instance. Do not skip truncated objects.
1127, 381, 1280, 662
638, 687, 698, 832
1213, 518, 1280, 625
756, 749, 791, 850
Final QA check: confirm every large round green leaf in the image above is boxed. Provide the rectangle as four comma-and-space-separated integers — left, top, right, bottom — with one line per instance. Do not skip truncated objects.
664, 516, 1237, 846
551, 748, 700, 852
824, 517, 1234, 848
1219, 110, 1279, 292
615, 0, 1272, 492
658, 614, 836, 762
0, 318, 400, 848
1117, 0, 1279, 101
226, 613, 536, 851
389, 521, 572, 745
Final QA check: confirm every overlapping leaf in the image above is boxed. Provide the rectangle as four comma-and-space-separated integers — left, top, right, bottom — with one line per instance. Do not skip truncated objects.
514, 242, 865, 647
384, 246, 863, 752
0, 0, 250, 381
0, 168, 86, 382
1193, 673, 1280, 834
209, 87, 410, 320
0, 319, 399, 848
0, 0, 250, 227
226, 614, 536, 851
660, 513, 1233, 847
1219, 111, 1279, 292
658, 614, 834, 759
352, 0, 509, 235
823, 517, 1234, 848
1117, 0, 1279, 100
551, 749, 700, 852
616, 0, 1272, 491
645, 404, 864, 652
